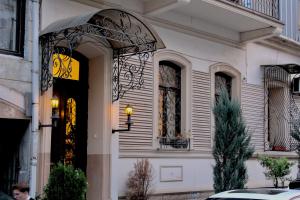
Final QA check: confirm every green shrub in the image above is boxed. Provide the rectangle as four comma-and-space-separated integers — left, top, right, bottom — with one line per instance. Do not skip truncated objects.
42, 163, 87, 200
258, 156, 294, 188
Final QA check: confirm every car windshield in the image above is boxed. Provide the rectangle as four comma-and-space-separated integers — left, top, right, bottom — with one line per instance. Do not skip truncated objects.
207, 198, 267, 200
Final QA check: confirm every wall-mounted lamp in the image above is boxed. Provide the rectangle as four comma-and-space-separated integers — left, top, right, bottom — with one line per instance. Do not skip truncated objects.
51, 95, 59, 127
112, 104, 133, 133
39, 96, 60, 129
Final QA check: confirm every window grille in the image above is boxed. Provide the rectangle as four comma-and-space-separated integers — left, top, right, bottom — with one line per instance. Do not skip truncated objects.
215, 72, 232, 101
263, 64, 300, 151
158, 61, 185, 148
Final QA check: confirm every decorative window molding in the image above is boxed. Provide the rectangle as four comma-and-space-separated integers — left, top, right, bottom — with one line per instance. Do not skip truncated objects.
0, 0, 25, 56
153, 50, 192, 150
210, 63, 241, 103
209, 63, 241, 146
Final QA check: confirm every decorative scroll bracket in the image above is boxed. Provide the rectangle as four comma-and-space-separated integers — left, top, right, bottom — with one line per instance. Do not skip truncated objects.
112, 43, 155, 102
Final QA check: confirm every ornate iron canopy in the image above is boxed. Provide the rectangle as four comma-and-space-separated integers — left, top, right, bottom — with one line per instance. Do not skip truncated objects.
40, 9, 165, 102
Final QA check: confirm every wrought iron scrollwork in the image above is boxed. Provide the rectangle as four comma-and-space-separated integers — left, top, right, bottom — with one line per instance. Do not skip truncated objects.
41, 37, 54, 92
40, 30, 83, 92
112, 51, 150, 101
40, 9, 160, 101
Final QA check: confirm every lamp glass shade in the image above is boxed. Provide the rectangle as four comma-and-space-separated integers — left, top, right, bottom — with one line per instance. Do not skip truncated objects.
125, 105, 133, 116
51, 96, 59, 109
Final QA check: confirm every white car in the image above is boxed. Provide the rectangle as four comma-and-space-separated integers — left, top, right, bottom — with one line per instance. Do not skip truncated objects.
207, 189, 300, 200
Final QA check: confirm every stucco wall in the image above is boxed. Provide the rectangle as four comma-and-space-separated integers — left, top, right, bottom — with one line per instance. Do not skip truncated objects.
41, 0, 98, 30
117, 157, 298, 196
116, 21, 300, 197
246, 43, 300, 85
154, 25, 247, 75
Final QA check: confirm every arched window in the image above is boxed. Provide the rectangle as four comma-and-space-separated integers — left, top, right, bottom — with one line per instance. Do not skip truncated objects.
210, 63, 241, 102
153, 50, 192, 150
159, 61, 181, 138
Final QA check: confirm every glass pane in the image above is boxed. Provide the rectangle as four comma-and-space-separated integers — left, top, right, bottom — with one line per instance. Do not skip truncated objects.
53, 54, 80, 81
215, 75, 228, 95
215, 72, 232, 99
65, 98, 76, 165
158, 89, 164, 136
0, 0, 17, 51
159, 64, 180, 89
159, 62, 181, 139
159, 89, 178, 138
166, 91, 176, 138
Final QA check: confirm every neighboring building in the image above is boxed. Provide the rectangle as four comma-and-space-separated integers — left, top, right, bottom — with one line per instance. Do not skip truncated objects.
0, 0, 35, 197
1, 0, 300, 199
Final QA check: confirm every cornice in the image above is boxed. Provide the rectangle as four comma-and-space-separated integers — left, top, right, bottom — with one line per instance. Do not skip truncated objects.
146, 16, 244, 49
257, 35, 300, 57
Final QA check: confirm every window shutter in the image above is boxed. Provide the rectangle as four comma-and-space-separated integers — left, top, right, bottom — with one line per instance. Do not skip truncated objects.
241, 83, 265, 151
192, 70, 211, 151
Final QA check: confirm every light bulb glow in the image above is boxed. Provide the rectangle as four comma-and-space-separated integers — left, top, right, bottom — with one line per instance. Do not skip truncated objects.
125, 104, 133, 116
51, 96, 59, 109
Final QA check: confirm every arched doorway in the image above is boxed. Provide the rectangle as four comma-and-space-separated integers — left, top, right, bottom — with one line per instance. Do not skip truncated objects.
51, 50, 88, 172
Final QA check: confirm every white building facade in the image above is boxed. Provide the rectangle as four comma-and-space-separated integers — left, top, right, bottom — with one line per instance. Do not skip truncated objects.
2, 0, 300, 199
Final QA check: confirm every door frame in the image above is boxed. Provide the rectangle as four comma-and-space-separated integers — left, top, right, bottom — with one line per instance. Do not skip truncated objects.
38, 46, 113, 200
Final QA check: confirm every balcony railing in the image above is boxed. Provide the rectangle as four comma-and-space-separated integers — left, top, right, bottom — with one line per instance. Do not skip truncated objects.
223, 0, 279, 19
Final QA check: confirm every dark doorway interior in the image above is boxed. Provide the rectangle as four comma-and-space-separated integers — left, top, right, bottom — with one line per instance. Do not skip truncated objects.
0, 118, 29, 196
51, 50, 88, 173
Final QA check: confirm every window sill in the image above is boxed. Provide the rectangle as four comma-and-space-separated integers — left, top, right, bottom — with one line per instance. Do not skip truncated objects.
119, 150, 212, 159
157, 137, 191, 151
0, 49, 24, 58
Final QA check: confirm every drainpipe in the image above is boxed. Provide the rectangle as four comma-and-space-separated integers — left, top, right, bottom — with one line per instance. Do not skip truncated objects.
29, 0, 40, 197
